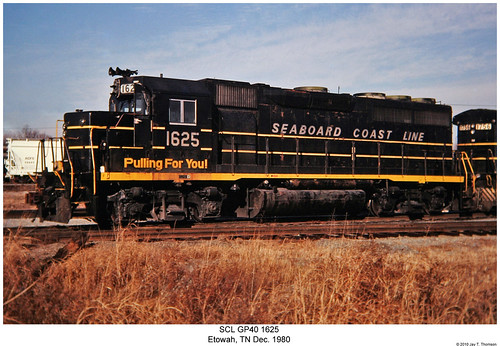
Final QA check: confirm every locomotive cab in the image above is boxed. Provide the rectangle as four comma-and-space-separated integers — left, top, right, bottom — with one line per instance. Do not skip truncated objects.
97, 74, 218, 225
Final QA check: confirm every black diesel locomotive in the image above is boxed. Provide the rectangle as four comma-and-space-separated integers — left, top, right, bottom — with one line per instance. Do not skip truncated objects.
35, 68, 496, 227
453, 109, 497, 214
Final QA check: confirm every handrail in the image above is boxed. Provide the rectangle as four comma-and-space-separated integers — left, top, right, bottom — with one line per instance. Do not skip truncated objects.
49, 138, 56, 172
35, 140, 42, 174
63, 138, 75, 198
50, 138, 66, 188
90, 127, 97, 195
58, 138, 64, 172
486, 174, 493, 188
487, 148, 497, 173
460, 152, 476, 194
54, 170, 66, 187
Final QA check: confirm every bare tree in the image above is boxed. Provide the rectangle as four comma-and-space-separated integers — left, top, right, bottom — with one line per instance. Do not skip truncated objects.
18, 125, 47, 139
3, 125, 48, 148
4, 125, 47, 140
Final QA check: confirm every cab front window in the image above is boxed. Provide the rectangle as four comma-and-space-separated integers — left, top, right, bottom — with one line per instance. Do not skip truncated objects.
116, 92, 147, 114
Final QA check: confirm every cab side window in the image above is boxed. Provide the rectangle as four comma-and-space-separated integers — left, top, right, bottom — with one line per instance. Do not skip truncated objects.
169, 99, 196, 125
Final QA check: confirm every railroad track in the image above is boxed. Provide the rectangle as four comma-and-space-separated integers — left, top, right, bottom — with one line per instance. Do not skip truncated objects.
3, 209, 37, 219
3, 183, 35, 192
3, 208, 88, 219
3, 215, 496, 243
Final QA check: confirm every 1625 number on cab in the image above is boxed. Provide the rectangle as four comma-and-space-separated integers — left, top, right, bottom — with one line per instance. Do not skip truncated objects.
166, 131, 200, 147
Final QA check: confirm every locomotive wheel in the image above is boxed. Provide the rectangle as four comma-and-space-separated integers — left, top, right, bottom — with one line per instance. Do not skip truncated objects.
188, 203, 203, 223
368, 193, 396, 216
109, 202, 136, 228
422, 201, 443, 215
368, 199, 382, 217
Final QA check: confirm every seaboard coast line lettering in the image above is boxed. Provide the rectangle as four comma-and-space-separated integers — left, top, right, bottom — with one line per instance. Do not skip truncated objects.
272, 122, 425, 142
124, 157, 208, 170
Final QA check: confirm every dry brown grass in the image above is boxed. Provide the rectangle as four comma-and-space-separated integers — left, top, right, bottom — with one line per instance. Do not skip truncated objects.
3, 232, 497, 324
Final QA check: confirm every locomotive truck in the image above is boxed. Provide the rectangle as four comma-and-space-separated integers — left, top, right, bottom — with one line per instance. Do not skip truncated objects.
33, 68, 496, 227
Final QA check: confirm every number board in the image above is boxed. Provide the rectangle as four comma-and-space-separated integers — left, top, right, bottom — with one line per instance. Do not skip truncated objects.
120, 83, 135, 95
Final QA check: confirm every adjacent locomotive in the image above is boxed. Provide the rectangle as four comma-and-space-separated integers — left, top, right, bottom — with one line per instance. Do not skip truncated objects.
35, 68, 493, 227
453, 109, 496, 214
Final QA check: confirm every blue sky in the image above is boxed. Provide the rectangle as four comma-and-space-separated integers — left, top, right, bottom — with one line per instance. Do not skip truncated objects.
3, 3, 497, 136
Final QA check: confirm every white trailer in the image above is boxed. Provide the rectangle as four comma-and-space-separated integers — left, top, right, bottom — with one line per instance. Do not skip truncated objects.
4, 138, 63, 181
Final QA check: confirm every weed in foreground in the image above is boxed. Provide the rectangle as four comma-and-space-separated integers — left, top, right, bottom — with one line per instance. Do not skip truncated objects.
3, 234, 497, 324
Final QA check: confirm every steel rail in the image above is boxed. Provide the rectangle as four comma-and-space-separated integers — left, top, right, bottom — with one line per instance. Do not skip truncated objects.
4, 216, 496, 244
3, 183, 36, 192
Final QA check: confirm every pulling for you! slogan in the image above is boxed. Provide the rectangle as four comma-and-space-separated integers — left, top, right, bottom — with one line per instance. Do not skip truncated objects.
124, 157, 208, 171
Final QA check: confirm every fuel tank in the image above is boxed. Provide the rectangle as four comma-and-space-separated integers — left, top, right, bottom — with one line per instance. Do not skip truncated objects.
247, 188, 366, 218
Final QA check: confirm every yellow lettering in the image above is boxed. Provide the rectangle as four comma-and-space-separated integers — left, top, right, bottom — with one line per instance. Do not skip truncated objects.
155, 160, 163, 171
124, 157, 209, 170
186, 158, 208, 170
124, 158, 134, 168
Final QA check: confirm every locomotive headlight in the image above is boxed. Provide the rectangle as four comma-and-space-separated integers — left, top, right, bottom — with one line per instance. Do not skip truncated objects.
80, 118, 86, 125
470, 129, 475, 135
